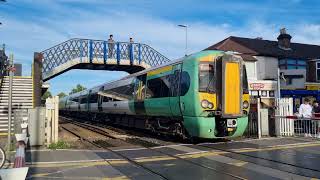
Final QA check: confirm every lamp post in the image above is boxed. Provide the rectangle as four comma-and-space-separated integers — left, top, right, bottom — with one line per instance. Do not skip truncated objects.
178, 24, 188, 56
0, 0, 6, 25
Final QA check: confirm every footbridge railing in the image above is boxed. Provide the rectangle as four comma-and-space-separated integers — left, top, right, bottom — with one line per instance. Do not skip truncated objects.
41, 38, 171, 81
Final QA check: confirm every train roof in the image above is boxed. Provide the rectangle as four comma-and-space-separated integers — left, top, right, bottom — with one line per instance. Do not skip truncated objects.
60, 50, 227, 99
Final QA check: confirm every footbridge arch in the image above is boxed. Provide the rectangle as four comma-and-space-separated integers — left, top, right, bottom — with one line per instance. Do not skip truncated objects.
40, 38, 171, 81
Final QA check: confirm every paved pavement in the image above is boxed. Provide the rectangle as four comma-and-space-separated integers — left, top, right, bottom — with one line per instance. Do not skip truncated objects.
10, 137, 320, 179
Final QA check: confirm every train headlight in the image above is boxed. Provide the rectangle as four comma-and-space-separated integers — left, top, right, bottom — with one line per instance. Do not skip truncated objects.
201, 100, 209, 108
208, 103, 213, 109
243, 101, 249, 109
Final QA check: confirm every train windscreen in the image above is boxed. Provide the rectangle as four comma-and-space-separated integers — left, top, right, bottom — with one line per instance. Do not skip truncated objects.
199, 63, 215, 93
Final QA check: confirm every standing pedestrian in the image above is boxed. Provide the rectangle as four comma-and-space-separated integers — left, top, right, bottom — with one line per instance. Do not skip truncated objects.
129, 37, 134, 43
108, 34, 115, 58
298, 98, 313, 137
312, 100, 320, 138
313, 101, 320, 115
299, 98, 312, 118
128, 37, 134, 62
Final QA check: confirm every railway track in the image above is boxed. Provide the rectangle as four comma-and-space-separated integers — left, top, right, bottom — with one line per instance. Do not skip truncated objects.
60, 122, 169, 180
60, 116, 246, 179
60, 116, 319, 179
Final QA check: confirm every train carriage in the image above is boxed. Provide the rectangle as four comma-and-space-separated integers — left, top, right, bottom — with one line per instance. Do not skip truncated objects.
60, 50, 250, 139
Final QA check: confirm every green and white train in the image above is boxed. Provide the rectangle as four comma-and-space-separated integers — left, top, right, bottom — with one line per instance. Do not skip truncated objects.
59, 50, 250, 139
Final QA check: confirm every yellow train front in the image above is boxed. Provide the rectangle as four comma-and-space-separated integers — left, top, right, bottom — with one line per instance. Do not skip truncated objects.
180, 50, 249, 139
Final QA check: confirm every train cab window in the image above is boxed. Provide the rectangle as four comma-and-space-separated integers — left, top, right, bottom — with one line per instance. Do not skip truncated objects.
243, 65, 249, 94
199, 63, 215, 93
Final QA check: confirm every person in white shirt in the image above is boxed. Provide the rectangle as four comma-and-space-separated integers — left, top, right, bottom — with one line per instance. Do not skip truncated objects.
298, 98, 313, 137
298, 98, 312, 118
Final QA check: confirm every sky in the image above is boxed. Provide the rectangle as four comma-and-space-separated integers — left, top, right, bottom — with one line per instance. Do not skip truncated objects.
1, 0, 320, 95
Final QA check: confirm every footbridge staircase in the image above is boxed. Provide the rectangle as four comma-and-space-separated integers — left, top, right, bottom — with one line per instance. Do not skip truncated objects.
41, 38, 171, 81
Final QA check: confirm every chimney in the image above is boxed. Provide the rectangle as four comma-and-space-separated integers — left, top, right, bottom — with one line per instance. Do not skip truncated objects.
277, 28, 292, 50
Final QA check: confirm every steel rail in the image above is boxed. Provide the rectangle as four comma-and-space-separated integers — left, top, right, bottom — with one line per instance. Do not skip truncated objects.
60, 124, 169, 180
61, 116, 245, 180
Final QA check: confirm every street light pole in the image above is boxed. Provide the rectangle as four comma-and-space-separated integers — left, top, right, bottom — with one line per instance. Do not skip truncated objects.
178, 24, 188, 56
0, 0, 6, 25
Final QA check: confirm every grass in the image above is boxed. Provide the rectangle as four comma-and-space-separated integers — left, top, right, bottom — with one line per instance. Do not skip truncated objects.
48, 140, 71, 149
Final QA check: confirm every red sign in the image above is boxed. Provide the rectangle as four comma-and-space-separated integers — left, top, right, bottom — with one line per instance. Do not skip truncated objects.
250, 83, 264, 90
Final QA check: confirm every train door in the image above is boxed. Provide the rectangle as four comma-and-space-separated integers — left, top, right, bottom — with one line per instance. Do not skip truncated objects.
170, 64, 182, 116
221, 55, 242, 117
144, 67, 172, 116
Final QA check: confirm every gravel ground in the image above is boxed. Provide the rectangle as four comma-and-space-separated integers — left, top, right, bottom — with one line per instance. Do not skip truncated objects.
58, 127, 97, 149
58, 117, 182, 150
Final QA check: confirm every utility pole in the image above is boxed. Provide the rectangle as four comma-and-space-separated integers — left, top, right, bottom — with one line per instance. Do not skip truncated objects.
7, 54, 13, 152
0, 0, 6, 26
277, 68, 281, 98
178, 24, 188, 56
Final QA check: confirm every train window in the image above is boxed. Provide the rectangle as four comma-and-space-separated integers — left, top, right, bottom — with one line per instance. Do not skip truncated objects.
199, 63, 215, 93
170, 70, 181, 97
161, 76, 170, 97
79, 97, 86, 104
243, 65, 249, 94
146, 75, 170, 98
180, 71, 190, 96
71, 97, 79, 103
103, 83, 135, 101
147, 78, 162, 98
102, 96, 110, 102
78, 95, 87, 104
89, 94, 98, 103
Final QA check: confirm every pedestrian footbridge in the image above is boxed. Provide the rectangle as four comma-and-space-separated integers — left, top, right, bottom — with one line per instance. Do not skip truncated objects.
41, 38, 171, 81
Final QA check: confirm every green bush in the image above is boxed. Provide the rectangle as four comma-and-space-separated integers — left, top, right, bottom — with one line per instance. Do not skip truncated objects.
48, 140, 70, 149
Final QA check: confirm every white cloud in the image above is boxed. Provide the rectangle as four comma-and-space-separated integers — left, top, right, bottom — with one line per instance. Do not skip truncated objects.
293, 24, 320, 45
2, 2, 320, 95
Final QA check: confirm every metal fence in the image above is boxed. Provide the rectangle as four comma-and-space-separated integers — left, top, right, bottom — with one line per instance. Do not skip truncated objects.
275, 97, 320, 138
41, 38, 171, 76
274, 116, 320, 138
244, 110, 258, 137
294, 118, 320, 138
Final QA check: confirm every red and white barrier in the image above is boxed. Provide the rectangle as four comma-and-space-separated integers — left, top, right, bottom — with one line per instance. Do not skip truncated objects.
13, 134, 27, 168
13, 141, 26, 168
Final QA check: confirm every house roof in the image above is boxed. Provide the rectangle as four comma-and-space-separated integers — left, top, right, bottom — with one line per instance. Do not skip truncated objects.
206, 36, 320, 60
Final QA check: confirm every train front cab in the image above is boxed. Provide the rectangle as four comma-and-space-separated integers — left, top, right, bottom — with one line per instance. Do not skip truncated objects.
182, 51, 249, 139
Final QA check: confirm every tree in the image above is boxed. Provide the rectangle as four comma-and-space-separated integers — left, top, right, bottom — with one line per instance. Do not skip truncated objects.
69, 84, 87, 95
42, 90, 52, 100
57, 92, 67, 98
